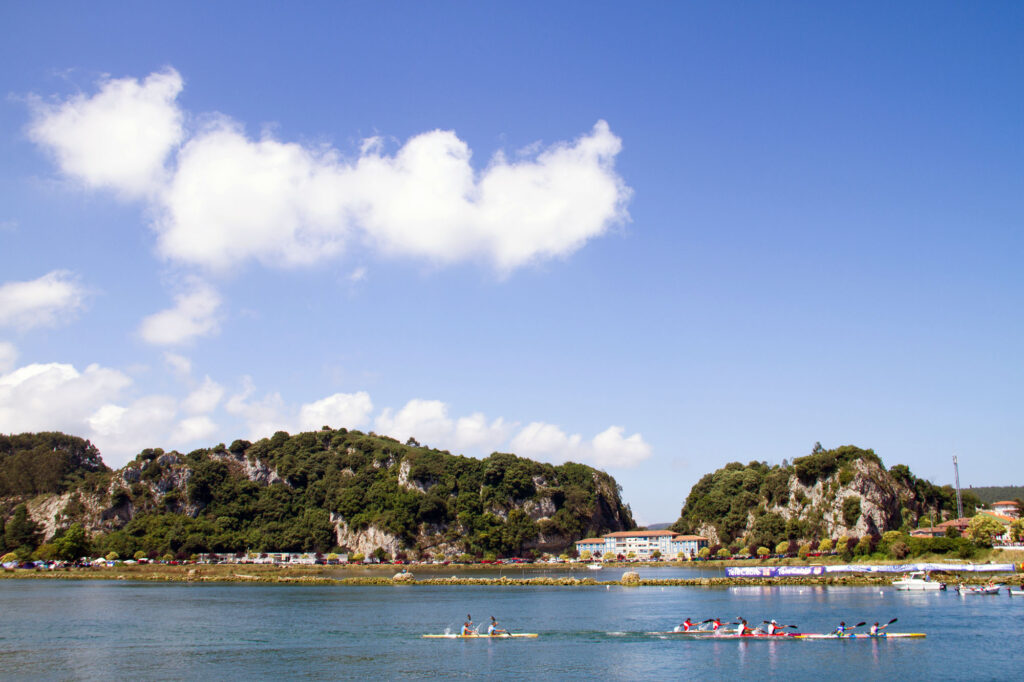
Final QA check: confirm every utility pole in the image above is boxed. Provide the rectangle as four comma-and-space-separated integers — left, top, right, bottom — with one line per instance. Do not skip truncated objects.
953, 455, 964, 519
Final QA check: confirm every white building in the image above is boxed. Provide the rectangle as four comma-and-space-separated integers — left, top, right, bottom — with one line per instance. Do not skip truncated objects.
576, 530, 709, 559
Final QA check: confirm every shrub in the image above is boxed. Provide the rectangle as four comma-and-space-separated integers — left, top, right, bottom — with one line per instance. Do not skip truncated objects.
818, 538, 833, 553
775, 541, 790, 554
105, 551, 119, 561
756, 546, 770, 557
798, 543, 811, 557
890, 541, 909, 559
842, 497, 862, 527
716, 548, 730, 558
698, 547, 710, 558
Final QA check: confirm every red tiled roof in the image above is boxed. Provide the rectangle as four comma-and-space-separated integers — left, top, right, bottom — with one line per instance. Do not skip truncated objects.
603, 530, 678, 538
672, 535, 709, 541
576, 538, 606, 544
992, 501, 1019, 506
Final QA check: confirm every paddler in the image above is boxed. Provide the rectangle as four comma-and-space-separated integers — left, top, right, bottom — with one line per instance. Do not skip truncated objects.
766, 619, 779, 635
461, 618, 474, 635
735, 618, 751, 635
868, 622, 880, 636
487, 617, 507, 636
673, 618, 695, 633
833, 621, 847, 637
710, 618, 723, 632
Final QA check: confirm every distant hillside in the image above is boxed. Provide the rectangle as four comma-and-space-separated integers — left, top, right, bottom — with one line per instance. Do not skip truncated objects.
1, 429, 634, 560
671, 444, 981, 549
966, 486, 1024, 505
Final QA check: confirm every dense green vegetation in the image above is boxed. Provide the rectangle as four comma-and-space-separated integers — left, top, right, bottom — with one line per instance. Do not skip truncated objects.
0, 429, 633, 561
671, 444, 980, 551
0, 433, 109, 496
966, 486, 1024, 505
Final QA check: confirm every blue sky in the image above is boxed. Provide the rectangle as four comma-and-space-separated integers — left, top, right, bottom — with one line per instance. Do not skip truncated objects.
1, 3, 1021, 523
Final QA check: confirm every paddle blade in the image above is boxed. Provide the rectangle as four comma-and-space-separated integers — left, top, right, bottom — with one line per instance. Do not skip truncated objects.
888, 618, 898, 625
855, 622, 866, 628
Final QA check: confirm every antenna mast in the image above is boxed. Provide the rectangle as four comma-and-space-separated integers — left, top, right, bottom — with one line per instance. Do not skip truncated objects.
952, 455, 964, 519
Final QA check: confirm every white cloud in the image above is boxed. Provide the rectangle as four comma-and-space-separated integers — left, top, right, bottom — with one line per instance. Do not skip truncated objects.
510, 421, 651, 469
453, 413, 513, 454
374, 399, 511, 454
0, 342, 16, 373
0, 362, 132, 435
138, 278, 221, 345
86, 395, 178, 459
27, 68, 184, 198
181, 376, 224, 414
173, 415, 219, 443
224, 377, 291, 441
298, 391, 373, 431
0, 270, 87, 330
163, 351, 192, 378
29, 68, 630, 275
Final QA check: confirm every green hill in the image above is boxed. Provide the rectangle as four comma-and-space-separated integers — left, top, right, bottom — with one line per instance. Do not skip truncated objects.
1, 429, 634, 561
671, 444, 981, 550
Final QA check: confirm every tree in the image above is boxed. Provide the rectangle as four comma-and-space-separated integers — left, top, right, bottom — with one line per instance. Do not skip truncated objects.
54, 524, 89, 561
650, 550, 661, 560
698, 547, 710, 559
580, 550, 592, 561
1011, 519, 1024, 543
716, 548, 730, 559
105, 551, 119, 561
775, 541, 790, 554
4, 504, 41, 552
603, 552, 615, 561
818, 538, 833, 553
965, 515, 1004, 546
756, 546, 770, 557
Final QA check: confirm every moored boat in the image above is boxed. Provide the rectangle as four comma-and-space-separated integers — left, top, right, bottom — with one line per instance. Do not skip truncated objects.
587, 563, 603, 570
892, 571, 945, 591
956, 584, 1003, 595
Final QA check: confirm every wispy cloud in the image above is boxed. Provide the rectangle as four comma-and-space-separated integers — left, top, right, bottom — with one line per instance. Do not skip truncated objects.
138, 277, 221, 346
0, 270, 88, 331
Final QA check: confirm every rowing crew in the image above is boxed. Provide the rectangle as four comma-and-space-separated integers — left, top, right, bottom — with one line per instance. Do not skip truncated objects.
673, 618, 790, 635
461, 615, 508, 636
673, 617, 899, 636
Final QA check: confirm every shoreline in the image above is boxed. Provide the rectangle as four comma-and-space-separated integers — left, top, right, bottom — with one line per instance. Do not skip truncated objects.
2, 563, 1020, 587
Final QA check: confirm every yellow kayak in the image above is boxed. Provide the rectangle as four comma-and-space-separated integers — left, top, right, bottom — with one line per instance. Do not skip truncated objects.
422, 633, 538, 639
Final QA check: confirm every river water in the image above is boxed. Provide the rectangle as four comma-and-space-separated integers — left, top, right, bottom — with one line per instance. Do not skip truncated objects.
1, 576, 1021, 680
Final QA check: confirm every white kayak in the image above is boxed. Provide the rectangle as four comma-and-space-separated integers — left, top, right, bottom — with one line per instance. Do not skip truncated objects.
422, 633, 538, 639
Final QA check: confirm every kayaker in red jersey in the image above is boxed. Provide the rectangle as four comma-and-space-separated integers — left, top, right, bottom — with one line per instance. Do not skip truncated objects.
710, 618, 723, 632
735, 619, 751, 635
766, 619, 779, 635
673, 618, 695, 632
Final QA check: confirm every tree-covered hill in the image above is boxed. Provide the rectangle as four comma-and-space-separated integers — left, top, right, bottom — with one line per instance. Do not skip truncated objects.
1, 429, 634, 561
965, 486, 1024, 505
0, 433, 108, 497
671, 444, 981, 551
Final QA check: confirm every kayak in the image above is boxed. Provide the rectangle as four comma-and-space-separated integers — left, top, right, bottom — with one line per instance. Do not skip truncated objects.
796, 633, 926, 639
1010, 590, 1024, 596
422, 633, 538, 639
647, 631, 793, 638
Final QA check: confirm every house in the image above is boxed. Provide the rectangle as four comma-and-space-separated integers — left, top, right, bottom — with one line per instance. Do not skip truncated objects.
575, 530, 709, 559
991, 501, 1020, 518
909, 526, 945, 538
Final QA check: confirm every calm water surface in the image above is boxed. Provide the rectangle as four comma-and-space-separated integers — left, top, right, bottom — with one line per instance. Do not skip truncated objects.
1, 577, 1021, 680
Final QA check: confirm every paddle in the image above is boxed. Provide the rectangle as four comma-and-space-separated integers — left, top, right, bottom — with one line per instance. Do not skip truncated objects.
875, 618, 897, 633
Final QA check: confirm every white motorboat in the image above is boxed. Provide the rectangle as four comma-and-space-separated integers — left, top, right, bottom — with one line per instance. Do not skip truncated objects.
587, 563, 603, 570
892, 571, 945, 591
